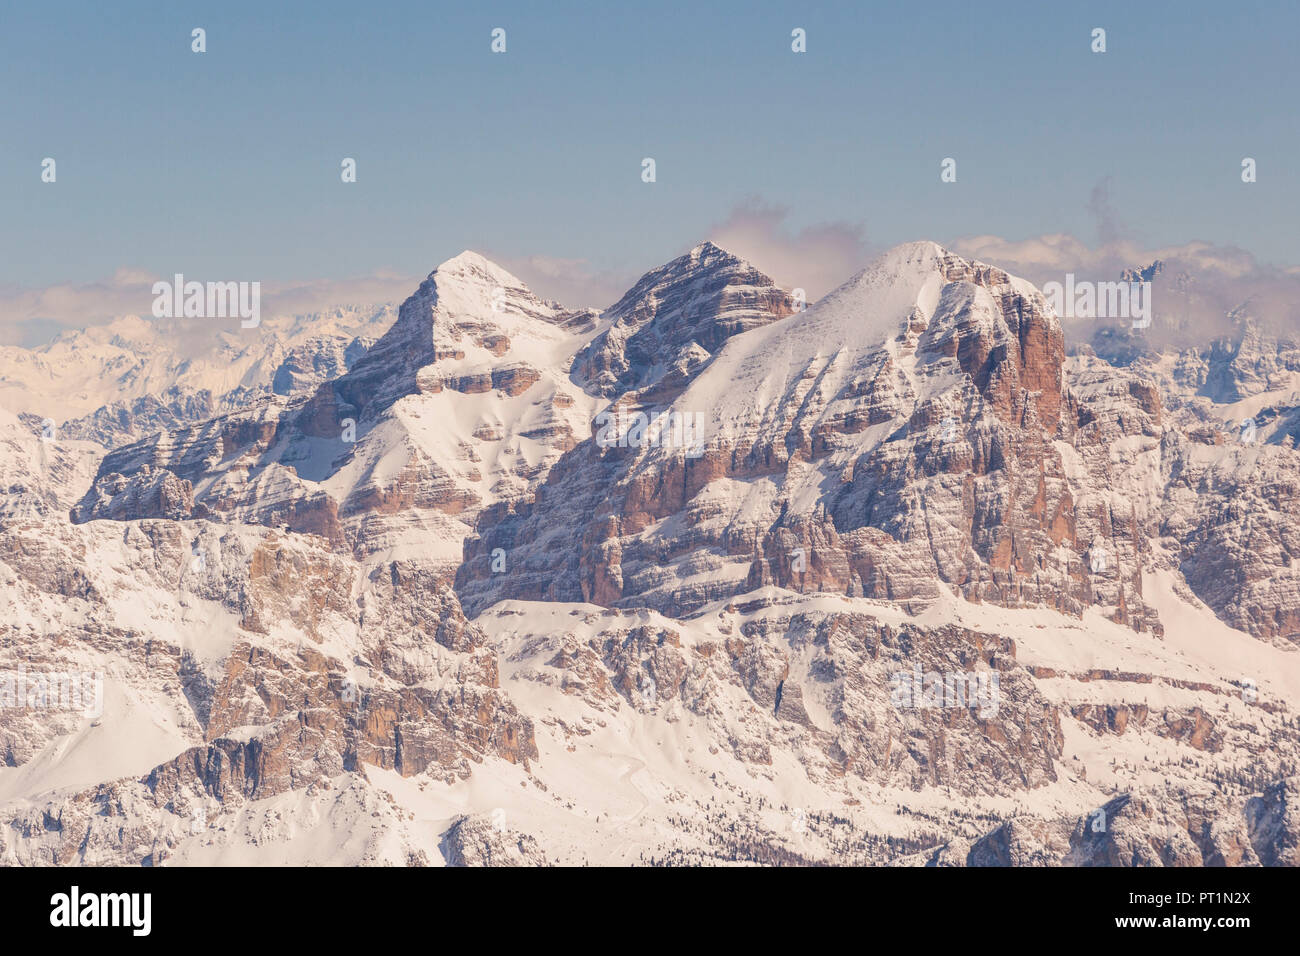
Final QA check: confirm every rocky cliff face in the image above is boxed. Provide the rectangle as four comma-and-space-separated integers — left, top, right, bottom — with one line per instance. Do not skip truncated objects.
458, 244, 1163, 637
572, 241, 796, 402
4, 242, 1299, 866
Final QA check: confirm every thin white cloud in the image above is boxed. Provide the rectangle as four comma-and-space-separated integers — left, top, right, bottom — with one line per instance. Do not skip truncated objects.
4, 223, 1296, 353
949, 233, 1300, 345
705, 197, 875, 301
487, 253, 632, 312
0, 270, 418, 347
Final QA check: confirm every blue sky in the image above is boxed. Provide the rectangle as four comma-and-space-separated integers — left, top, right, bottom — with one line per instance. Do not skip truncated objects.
1, 0, 1296, 319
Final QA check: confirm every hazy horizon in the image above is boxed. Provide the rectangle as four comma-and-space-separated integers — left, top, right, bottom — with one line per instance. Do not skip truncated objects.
3, 0, 1297, 343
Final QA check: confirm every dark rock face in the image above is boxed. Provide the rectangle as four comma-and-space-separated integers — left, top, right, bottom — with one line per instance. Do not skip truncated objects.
947, 782, 1299, 867
271, 334, 370, 397
573, 241, 796, 401
441, 814, 550, 866
1246, 778, 1300, 866
70, 465, 206, 522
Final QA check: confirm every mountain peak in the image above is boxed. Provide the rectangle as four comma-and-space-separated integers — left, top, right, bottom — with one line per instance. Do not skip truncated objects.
813, 240, 954, 318
572, 242, 795, 398
687, 239, 736, 259
901, 238, 949, 255
432, 250, 526, 290
874, 239, 950, 269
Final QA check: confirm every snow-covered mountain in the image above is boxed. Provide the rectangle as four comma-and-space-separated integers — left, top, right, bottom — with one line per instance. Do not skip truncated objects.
2, 241, 1298, 866
0, 305, 398, 449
